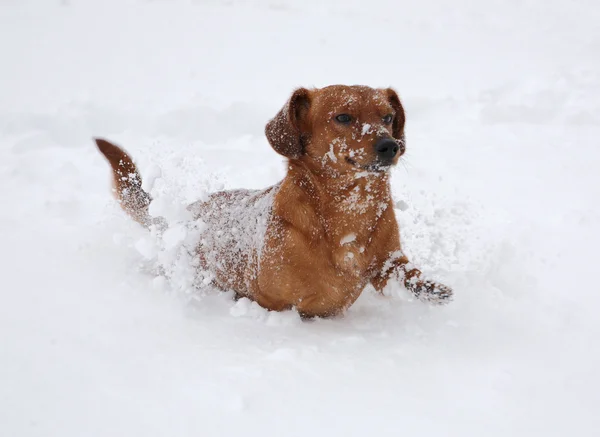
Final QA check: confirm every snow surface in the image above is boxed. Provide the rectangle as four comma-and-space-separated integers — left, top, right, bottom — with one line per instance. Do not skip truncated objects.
1, 0, 600, 436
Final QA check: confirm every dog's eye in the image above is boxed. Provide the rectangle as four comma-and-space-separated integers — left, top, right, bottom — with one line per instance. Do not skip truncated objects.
335, 114, 352, 124
382, 114, 394, 124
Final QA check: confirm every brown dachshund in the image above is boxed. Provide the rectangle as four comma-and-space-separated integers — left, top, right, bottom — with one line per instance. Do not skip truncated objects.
95, 85, 452, 318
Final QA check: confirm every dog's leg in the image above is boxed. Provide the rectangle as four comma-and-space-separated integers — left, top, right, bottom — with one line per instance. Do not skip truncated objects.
371, 252, 453, 304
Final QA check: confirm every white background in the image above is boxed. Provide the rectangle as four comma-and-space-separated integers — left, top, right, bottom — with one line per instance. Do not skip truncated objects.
1, 0, 599, 435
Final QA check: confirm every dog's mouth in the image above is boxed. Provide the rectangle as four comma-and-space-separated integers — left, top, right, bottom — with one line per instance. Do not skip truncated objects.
345, 157, 392, 173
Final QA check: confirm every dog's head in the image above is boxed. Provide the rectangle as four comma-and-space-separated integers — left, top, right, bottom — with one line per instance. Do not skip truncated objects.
265, 85, 405, 174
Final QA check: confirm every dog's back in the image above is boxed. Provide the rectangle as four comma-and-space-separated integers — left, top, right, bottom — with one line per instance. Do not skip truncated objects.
95, 137, 281, 297
188, 185, 279, 294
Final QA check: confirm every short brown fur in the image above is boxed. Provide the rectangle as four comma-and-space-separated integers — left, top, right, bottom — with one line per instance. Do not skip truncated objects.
95, 85, 452, 318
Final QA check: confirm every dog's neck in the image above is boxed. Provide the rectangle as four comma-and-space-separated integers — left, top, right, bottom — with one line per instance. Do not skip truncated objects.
286, 159, 393, 243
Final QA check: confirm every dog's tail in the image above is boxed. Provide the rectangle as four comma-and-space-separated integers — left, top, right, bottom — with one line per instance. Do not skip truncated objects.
94, 138, 153, 227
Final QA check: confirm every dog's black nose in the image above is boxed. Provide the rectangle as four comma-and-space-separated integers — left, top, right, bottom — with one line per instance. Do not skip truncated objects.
374, 138, 400, 161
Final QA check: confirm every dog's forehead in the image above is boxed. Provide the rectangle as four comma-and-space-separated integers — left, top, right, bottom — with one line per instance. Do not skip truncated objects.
314, 85, 390, 111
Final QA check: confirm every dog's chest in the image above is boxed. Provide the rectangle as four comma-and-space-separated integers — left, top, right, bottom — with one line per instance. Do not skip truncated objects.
330, 232, 372, 276
323, 195, 387, 277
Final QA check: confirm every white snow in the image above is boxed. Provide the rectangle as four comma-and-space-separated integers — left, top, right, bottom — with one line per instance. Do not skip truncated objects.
1, 0, 600, 436
340, 233, 357, 245
325, 142, 339, 163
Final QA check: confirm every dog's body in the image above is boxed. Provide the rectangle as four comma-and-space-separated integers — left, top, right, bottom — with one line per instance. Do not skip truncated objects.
96, 85, 452, 317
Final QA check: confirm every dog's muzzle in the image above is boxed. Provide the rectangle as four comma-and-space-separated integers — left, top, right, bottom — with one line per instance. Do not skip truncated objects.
369, 138, 405, 171
374, 138, 401, 163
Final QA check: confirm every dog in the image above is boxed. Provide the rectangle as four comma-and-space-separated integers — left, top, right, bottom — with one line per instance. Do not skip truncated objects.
95, 85, 452, 318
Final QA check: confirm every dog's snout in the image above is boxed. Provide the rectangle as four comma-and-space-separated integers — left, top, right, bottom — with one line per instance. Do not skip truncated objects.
374, 138, 400, 160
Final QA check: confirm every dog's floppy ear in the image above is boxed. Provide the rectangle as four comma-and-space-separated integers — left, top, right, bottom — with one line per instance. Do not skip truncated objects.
265, 88, 311, 159
385, 88, 406, 140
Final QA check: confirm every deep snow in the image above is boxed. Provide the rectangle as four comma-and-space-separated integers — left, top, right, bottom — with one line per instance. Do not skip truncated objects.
1, 0, 599, 436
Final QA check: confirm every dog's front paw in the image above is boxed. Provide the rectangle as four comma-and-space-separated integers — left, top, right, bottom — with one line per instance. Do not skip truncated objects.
410, 279, 453, 305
